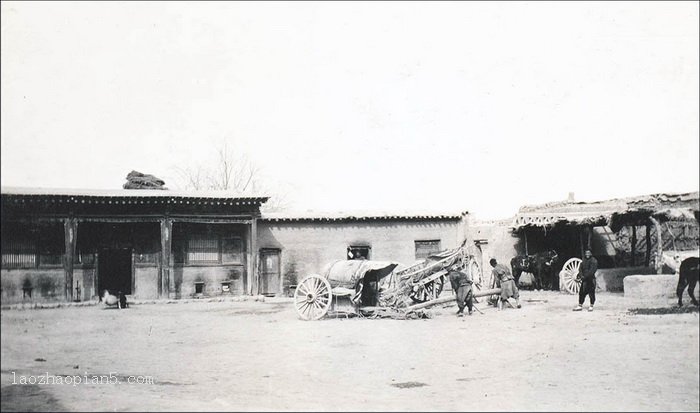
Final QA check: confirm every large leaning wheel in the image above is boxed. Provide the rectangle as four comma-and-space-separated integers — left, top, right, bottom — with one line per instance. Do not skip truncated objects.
294, 275, 332, 320
560, 258, 582, 295
468, 259, 482, 293
410, 276, 445, 303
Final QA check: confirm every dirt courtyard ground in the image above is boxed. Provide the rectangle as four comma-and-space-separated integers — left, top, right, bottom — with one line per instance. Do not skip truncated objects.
1, 290, 698, 412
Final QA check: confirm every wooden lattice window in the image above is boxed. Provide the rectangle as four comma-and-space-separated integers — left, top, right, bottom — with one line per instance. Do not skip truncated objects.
2, 224, 64, 269
1, 238, 38, 269
172, 224, 246, 266
76, 250, 96, 266
38, 227, 64, 267
187, 238, 220, 263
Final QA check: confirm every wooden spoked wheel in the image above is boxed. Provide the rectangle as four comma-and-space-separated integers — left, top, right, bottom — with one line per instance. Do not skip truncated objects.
294, 275, 332, 320
468, 259, 482, 293
410, 276, 445, 303
560, 258, 582, 295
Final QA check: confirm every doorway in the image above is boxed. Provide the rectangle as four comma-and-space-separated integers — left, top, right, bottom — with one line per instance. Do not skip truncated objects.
98, 248, 133, 296
259, 249, 281, 296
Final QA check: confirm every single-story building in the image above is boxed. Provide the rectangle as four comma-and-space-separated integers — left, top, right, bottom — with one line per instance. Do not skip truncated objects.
256, 210, 473, 296
1, 187, 476, 303
6, 185, 693, 303
1, 187, 268, 304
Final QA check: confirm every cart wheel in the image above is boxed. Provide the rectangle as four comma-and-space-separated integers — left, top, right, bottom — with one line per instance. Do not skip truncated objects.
560, 258, 582, 295
468, 260, 482, 292
294, 275, 332, 320
410, 276, 445, 303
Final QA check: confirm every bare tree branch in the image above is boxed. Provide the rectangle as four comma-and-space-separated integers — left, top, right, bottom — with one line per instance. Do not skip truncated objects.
170, 142, 291, 212
172, 165, 208, 191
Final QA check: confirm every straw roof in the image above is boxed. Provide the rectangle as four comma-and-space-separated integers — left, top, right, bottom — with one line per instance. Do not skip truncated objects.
512, 191, 699, 231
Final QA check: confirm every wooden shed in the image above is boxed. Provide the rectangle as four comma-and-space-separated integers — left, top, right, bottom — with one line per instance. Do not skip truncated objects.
510, 191, 699, 289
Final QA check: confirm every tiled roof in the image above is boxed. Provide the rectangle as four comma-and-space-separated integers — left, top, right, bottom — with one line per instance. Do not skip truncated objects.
0, 186, 269, 205
261, 209, 468, 222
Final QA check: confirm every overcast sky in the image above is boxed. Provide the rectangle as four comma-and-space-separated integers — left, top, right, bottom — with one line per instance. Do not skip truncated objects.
1, 1, 698, 219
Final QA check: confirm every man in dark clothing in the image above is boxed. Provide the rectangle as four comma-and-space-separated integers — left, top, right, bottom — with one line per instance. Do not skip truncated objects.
448, 266, 473, 316
574, 249, 598, 312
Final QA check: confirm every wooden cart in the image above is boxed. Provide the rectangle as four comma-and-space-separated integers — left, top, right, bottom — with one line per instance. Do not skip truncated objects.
293, 243, 482, 320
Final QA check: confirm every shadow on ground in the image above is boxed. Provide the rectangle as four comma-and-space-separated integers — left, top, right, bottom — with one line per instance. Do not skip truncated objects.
1, 384, 65, 412
629, 306, 700, 315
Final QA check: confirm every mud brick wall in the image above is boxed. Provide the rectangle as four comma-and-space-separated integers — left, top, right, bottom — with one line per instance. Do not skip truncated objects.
1, 268, 66, 304
257, 219, 467, 292
467, 221, 520, 286
133, 267, 159, 300
172, 265, 246, 298
596, 266, 656, 292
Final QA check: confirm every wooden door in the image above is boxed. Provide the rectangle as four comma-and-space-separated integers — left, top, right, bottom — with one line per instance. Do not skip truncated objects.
260, 249, 281, 296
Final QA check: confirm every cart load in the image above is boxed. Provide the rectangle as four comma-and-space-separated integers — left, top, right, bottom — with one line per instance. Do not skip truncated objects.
294, 240, 486, 320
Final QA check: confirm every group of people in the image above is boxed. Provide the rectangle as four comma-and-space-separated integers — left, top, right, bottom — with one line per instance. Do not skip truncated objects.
446, 257, 521, 316
447, 249, 599, 317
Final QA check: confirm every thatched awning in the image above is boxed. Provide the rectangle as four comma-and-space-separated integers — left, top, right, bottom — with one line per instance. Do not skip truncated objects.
511, 199, 626, 231
511, 212, 614, 230
512, 191, 698, 232
609, 206, 699, 232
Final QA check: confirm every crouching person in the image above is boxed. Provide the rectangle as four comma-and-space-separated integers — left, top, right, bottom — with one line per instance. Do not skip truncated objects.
490, 258, 521, 310
448, 265, 474, 316
101, 289, 128, 309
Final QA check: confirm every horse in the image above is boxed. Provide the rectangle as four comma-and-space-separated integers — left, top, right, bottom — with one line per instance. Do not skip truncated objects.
510, 255, 532, 286
510, 250, 559, 290
533, 250, 559, 290
660, 252, 699, 307
676, 257, 699, 307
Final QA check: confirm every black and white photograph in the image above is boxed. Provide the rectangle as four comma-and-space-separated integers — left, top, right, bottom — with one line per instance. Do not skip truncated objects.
1, 1, 698, 411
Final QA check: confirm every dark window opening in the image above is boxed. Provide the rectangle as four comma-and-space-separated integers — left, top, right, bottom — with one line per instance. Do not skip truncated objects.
415, 240, 441, 260
347, 246, 370, 260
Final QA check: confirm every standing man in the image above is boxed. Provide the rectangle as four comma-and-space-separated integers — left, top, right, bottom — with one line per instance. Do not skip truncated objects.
574, 249, 598, 311
490, 258, 521, 310
448, 265, 474, 316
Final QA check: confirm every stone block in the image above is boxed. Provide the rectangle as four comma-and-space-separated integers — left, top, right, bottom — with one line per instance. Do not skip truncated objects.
623, 273, 699, 307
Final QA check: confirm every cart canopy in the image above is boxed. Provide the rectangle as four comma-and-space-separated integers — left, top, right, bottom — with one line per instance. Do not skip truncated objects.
323, 260, 400, 289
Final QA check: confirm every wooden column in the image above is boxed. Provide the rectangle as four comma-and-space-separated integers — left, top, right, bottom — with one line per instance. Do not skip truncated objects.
251, 218, 258, 295
246, 220, 255, 295
524, 231, 529, 255
631, 225, 636, 267
63, 218, 78, 301
587, 226, 593, 250
649, 217, 663, 274
645, 225, 651, 267
160, 218, 172, 298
